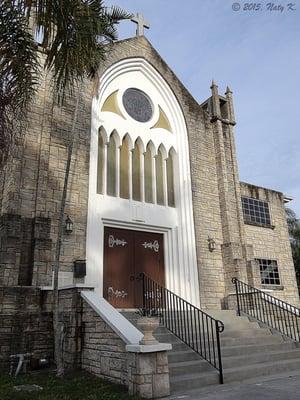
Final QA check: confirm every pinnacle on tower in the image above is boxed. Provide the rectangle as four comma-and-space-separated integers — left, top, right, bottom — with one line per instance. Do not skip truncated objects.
210, 79, 218, 89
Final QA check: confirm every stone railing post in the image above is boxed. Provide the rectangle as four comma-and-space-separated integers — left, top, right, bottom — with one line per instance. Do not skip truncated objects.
126, 343, 172, 399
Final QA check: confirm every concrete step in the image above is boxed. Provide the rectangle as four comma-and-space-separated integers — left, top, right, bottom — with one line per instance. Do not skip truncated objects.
168, 340, 299, 360
220, 334, 285, 347
169, 353, 300, 391
155, 332, 275, 348
121, 310, 300, 393
220, 340, 298, 357
169, 359, 217, 376
224, 357, 300, 382
168, 333, 285, 350
169, 347, 300, 376
155, 326, 273, 339
168, 349, 203, 363
170, 370, 220, 392
171, 369, 300, 397
223, 348, 300, 368
234, 368, 300, 385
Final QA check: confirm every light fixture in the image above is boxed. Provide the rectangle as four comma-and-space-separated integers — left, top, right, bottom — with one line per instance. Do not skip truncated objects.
65, 215, 73, 234
208, 236, 216, 252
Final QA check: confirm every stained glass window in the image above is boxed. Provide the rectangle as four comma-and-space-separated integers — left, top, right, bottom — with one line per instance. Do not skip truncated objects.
122, 88, 153, 123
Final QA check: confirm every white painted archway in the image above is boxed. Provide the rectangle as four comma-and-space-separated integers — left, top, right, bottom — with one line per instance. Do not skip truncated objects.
86, 57, 200, 306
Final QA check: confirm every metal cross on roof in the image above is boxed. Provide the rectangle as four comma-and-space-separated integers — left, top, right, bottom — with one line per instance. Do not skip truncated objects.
131, 13, 150, 36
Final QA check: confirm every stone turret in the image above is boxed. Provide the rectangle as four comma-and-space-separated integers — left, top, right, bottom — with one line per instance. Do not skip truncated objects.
225, 86, 236, 125
210, 80, 221, 119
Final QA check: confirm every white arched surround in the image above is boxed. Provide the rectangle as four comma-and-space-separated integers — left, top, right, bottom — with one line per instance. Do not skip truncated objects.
86, 58, 200, 306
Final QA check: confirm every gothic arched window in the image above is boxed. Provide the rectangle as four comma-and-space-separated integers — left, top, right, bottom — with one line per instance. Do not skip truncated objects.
144, 143, 154, 203
120, 135, 130, 199
156, 147, 165, 205
107, 134, 117, 196
167, 149, 176, 207
98, 130, 176, 207
97, 131, 104, 194
132, 140, 142, 201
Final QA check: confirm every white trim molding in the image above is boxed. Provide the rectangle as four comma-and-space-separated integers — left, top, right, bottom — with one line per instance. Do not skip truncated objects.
81, 291, 143, 344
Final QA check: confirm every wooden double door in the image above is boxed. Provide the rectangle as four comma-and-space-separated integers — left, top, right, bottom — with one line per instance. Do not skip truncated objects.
103, 227, 165, 308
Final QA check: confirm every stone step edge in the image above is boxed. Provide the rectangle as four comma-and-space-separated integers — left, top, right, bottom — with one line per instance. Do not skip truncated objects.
168, 342, 297, 357
170, 369, 300, 397
169, 348, 300, 368
170, 356, 300, 383
167, 336, 286, 346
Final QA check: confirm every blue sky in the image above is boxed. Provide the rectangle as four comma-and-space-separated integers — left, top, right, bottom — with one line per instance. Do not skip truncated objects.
107, 0, 300, 215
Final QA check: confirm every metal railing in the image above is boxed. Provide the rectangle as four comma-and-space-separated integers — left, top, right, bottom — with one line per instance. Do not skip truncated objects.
140, 273, 224, 384
232, 277, 300, 342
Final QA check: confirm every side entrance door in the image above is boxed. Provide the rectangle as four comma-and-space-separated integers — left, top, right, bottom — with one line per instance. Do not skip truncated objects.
103, 227, 165, 308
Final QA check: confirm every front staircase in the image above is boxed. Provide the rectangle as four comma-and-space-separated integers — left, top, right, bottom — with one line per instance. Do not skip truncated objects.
123, 310, 300, 394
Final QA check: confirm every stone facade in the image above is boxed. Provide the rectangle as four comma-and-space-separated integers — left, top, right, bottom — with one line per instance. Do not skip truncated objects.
240, 182, 299, 305
0, 36, 298, 310
0, 63, 93, 288
0, 287, 53, 371
41, 288, 129, 383
0, 286, 170, 398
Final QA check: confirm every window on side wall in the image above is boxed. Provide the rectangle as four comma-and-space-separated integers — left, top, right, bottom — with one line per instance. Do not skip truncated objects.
256, 258, 281, 286
241, 196, 272, 227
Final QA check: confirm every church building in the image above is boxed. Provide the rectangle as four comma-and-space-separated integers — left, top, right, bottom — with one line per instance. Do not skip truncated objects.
0, 24, 299, 312
1, 17, 300, 396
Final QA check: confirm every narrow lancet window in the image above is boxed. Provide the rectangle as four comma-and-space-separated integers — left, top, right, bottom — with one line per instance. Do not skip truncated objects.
120, 136, 130, 199
156, 149, 165, 205
107, 135, 116, 196
97, 133, 104, 194
144, 144, 153, 203
166, 151, 175, 207
132, 142, 141, 201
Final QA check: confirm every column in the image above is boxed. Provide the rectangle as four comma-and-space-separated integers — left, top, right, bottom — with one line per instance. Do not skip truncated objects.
162, 157, 168, 206
129, 149, 133, 199
103, 143, 108, 195
140, 152, 145, 202
116, 146, 120, 197
152, 155, 157, 204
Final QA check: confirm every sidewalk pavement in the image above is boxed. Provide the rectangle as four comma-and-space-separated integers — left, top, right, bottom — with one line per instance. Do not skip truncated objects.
166, 374, 300, 400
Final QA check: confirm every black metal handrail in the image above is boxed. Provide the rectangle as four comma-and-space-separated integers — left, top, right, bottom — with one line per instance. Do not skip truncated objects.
140, 273, 224, 384
232, 277, 300, 342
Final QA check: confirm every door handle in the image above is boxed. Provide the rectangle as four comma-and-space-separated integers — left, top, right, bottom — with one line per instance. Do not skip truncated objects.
129, 275, 135, 281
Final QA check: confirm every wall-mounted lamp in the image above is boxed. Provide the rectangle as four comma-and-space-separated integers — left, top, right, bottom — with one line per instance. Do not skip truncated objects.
208, 236, 216, 252
65, 215, 73, 234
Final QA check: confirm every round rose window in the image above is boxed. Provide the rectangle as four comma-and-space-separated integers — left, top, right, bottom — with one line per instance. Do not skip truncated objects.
122, 88, 153, 123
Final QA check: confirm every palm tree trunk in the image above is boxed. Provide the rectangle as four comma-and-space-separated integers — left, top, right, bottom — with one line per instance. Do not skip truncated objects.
53, 84, 82, 377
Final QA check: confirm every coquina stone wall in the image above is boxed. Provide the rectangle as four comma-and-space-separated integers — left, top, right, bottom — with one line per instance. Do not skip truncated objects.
0, 59, 93, 288
42, 288, 128, 383
0, 286, 170, 398
0, 287, 53, 371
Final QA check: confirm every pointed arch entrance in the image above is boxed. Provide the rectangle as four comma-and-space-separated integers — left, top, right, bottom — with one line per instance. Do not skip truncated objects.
87, 57, 200, 307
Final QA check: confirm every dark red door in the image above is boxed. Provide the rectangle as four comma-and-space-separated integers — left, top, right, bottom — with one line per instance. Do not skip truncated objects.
103, 227, 135, 308
103, 227, 165, 308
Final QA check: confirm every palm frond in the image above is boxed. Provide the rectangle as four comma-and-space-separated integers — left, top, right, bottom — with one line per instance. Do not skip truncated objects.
0, 0, 39, 166
0, 0, 132, 162
41, 1, 132, 101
